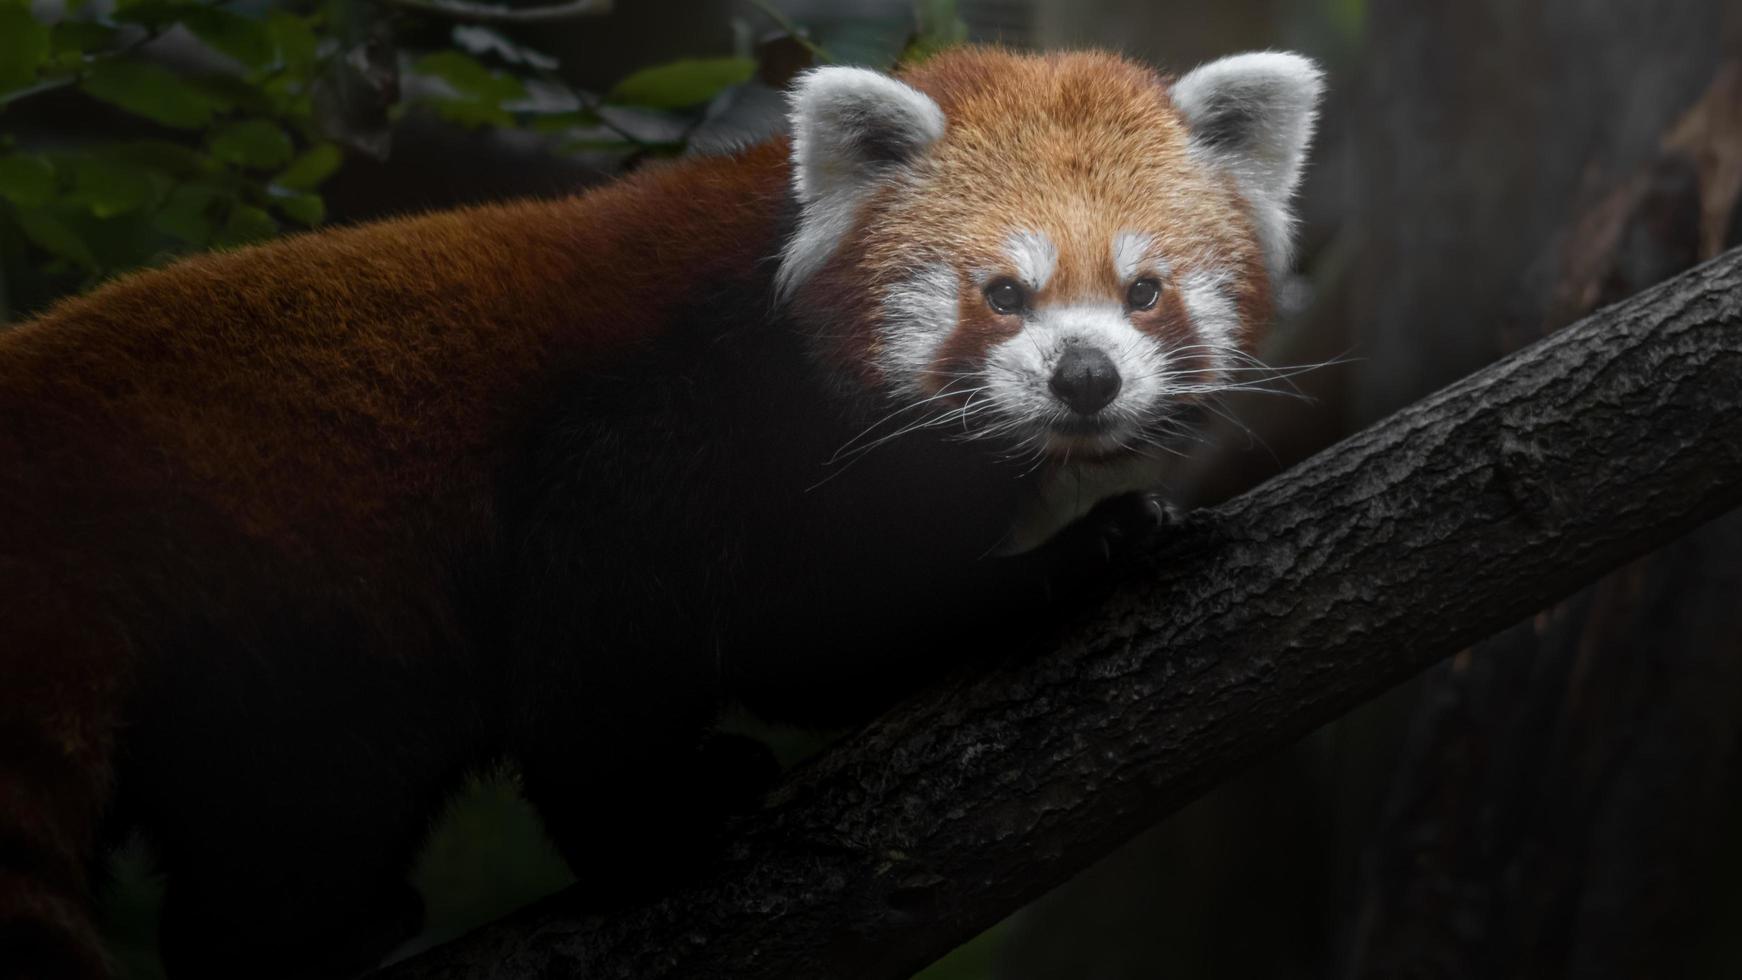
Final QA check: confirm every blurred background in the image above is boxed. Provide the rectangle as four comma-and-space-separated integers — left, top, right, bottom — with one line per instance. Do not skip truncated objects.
4, 0, 1741, 977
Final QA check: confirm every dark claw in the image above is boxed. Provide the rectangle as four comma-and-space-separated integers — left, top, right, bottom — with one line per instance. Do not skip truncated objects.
1040, 491, 1177, 599
1086, 491, 1175, 560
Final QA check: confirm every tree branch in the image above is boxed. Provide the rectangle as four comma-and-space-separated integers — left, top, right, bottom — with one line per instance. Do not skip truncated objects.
375, 0, 610, 24
379, 247, 1742, 980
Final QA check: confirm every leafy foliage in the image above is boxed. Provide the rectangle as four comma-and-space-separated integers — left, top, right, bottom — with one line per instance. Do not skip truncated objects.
0, 0, 344, 308
0, 0, 970, 321
607, 57, 757, 109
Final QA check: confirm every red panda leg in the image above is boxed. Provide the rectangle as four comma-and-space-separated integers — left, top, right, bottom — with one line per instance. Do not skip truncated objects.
152, 776, 428, 980
0, 737, 114, 980
518, 730, 778, 908
146, 716, 436, 978
510, 659, 778, 909
0, 601, 125, 980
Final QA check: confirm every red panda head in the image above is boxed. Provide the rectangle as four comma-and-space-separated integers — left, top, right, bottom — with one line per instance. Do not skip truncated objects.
778, 48, 1322, 465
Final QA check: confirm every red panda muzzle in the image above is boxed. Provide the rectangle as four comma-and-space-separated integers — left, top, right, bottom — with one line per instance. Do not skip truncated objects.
1049, 344, 1123, 416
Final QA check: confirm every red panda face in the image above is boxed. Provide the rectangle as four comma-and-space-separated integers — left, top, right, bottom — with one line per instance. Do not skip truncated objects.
781, 48, 1322, 465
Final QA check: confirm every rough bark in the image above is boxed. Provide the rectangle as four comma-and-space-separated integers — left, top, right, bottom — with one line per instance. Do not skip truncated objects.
379, 248, 1742, 980
1344, 60, 1742, 980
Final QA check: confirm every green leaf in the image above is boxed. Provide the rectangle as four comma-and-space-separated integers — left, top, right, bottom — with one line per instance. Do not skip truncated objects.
528, 109, 602, 133
427, 97, 513, 129
44, 47, 85, 75
12, 207, 98, 268
906, 0, 968, 62
0, 5, 51, 94
108, 139, 212, 179
267, 186, 324, 225
914, 0, 969, 42
72, 205, 162, 270
69, 156, 164, 217
606, 57, 755, 109
50, 20, 121, 55
82, 60, 223, 129
209, 119, 293, 169
266, 10, 318, 70
186, 73, 272, 115
179, 6, 275, 70
111, 0, 189, 28
152, 183, 225, 245
215, 203, 275, 247
260, 72, 314, 117
0, 155, 57, 208
414, 51, 526, 102
273, 143, 342, 190
413, 52, 529, 129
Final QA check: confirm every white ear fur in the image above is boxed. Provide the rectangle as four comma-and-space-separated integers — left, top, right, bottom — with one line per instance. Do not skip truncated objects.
777, 67, 946, 298
1170, 52, 1324, 276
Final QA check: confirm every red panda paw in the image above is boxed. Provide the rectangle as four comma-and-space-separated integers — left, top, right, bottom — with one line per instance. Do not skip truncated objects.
1031, 491, 1177, 605
1072, 491, 1176, 565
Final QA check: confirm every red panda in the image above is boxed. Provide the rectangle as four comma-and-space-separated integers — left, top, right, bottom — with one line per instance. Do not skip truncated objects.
0, 48, 1320, 978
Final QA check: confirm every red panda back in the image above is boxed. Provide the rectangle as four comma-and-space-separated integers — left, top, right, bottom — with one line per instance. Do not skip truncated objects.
2, 141, 786, 561
0, 140, 788, 978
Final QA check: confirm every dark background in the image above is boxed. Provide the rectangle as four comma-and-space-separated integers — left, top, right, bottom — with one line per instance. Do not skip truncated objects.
4, 1, 1740, 977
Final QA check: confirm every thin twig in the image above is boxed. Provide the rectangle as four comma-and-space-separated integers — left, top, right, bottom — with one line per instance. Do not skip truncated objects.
0, 0, 244, 109
743, 0, 831, 63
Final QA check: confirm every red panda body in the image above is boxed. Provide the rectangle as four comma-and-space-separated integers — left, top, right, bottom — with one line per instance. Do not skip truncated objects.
0, 49, 1321, 977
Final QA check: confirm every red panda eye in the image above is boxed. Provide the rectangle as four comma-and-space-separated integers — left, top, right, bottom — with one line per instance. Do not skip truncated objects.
1127, 277, 1162, 311
984, 280, 1026, 316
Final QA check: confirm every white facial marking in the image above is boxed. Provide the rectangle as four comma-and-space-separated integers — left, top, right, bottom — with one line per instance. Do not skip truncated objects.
1179, 269, 1239, 348
1178, 268, 1240, 380
879, 262, 959, 394
778, 67, 947, 299
982, 303, 1169, 453
1111, 231, 1158, 282
1005, 230, 1058, 290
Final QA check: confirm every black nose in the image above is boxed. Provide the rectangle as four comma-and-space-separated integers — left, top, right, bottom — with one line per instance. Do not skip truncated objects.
1049, 345, 1122, 415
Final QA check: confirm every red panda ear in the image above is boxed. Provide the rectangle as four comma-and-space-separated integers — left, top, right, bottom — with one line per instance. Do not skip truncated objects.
777, 67, 947, 297
786, 67, 946, 203
1170, 52, 1324, 276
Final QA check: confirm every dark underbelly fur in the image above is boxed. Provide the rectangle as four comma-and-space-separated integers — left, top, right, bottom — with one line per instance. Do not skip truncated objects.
110, 301, 1121, 978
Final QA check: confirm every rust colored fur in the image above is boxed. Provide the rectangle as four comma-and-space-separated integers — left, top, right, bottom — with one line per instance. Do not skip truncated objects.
0, 47, 1306, 978
1, 141, 794, 977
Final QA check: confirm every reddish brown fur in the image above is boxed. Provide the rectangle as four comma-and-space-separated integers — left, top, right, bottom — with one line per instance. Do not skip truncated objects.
0, 140, 789, 974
